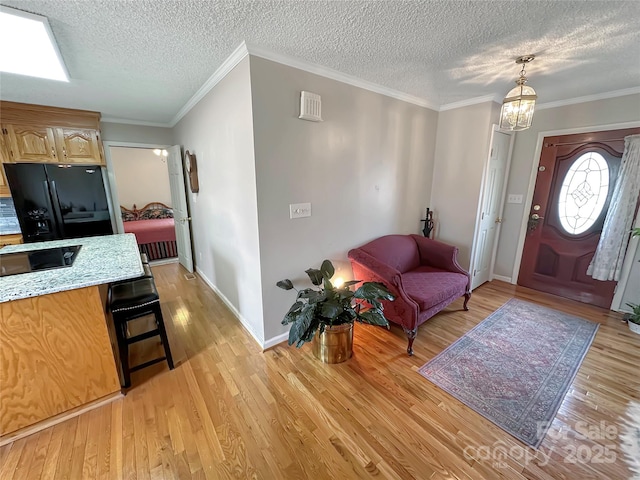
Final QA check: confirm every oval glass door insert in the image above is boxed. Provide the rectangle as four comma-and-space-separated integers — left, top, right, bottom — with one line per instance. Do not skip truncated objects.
557, 151, 609, 235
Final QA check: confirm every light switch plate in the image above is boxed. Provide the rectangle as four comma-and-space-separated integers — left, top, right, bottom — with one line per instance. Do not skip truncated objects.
507, 194, 523, 204
290, 202, 311, 219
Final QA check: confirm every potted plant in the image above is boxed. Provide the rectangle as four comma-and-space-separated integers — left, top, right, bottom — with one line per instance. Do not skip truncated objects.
625, 303, 640, 335
277, 259, 395, 363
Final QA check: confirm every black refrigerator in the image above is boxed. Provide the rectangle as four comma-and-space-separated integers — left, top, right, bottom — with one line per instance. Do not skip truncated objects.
5, 163, 114, 243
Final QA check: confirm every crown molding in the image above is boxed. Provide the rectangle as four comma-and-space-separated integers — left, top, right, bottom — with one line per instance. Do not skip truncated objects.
169, 41, 250, 127
107, 41, 640, 128
101, 117, 171, 128
439, 94, 501, 111
245, 42, 439, 111
536, 86, 640, 111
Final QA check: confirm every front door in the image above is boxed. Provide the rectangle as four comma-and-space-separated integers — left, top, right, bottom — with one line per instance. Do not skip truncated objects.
518, 127, 639, 308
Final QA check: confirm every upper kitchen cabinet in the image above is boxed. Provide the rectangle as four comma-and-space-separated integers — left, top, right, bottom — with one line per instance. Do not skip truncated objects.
0, 101, 105, 166
5, 125, 58, 163
0, 133, 11, 196
0, 165, 9, 198
0, 129, 12, 164
54, 128, 102, 164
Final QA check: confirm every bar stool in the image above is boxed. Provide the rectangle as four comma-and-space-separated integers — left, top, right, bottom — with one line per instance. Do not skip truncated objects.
108, 277, 174, 388
109, 262, 153, 289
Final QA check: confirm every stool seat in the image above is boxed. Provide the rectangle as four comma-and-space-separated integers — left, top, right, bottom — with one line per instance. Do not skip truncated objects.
110, 277, 158, 312
109, 263, 154, 290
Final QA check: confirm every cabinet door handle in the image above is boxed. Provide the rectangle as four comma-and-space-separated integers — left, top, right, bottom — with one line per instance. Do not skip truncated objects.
62, 147, 67, 158
51, 147, 56, 158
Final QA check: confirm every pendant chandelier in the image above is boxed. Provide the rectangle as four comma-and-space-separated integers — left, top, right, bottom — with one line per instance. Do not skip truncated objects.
499, 55, 537, 131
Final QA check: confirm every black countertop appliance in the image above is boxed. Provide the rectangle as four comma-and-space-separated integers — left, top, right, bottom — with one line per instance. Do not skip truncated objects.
4, 163, 114, 243
0, 245, 82, 277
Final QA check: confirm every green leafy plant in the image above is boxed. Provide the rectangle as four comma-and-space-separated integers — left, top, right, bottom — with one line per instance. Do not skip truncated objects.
626, 303, 640, 325
277, 259, 395, 347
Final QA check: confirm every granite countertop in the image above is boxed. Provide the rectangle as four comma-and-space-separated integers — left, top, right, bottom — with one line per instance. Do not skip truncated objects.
0, 234, 143, 303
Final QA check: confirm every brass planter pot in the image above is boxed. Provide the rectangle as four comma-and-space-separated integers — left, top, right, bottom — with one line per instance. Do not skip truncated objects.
312, 323, 353, 364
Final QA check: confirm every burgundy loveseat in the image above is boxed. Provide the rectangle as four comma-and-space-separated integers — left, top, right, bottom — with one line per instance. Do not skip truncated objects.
348, 234, 470, 355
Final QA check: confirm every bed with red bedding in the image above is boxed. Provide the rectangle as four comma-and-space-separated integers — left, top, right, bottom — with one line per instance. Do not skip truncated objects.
121, 202, 177, 260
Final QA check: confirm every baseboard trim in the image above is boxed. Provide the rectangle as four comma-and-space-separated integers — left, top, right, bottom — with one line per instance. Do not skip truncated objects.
149, 257, 179, 266
263, 332, 289, 350
491, 274, 513, 284
0, 391, 123, 447
194, 267, 265, 348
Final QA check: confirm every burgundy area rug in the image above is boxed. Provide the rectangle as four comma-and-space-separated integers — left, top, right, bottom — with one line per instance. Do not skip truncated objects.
418, 298, 599, 447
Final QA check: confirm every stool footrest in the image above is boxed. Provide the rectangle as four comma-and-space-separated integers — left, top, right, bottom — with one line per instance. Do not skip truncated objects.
127, 329, 160, 344
130, 356, 167, 373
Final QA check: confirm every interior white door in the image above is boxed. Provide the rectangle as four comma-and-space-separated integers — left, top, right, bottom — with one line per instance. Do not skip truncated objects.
167, 145, 194, 272
471, 130, 512, 289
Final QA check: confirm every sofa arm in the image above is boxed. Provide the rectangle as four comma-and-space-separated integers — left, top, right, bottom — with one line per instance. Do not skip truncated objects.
410, 235, 470, 286
348, 248, 419, 330
348, 248, 402, 286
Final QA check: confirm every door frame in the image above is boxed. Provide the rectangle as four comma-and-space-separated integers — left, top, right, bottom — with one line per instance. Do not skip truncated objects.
469, 124, 515, 290
510, 120, 640, 309
103, 141, 172, 235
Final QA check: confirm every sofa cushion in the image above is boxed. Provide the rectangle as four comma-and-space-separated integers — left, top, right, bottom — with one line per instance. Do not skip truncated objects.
402, 266, 468, 311
360, 235, 421, 273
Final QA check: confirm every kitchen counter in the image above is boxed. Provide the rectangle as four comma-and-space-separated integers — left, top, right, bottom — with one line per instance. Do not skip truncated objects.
0, 233, 143, 303
1, 233, 145, 439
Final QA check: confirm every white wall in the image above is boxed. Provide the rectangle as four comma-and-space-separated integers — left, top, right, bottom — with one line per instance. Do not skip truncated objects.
494, 93, 640, 280
429, 101, 500, 269
101, 122, 174, 145
172, 57, 265, 344
110, 147, 172, 208
249, 56, 439, 342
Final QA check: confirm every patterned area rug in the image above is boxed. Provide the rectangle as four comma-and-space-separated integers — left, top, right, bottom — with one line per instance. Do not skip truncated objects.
418, 298, 599, 447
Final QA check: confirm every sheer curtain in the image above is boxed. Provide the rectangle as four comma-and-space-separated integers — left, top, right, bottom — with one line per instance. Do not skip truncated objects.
588, 134, 640, 281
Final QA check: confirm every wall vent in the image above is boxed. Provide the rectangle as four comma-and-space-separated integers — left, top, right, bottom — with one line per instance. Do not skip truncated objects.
299, 91, 323, 122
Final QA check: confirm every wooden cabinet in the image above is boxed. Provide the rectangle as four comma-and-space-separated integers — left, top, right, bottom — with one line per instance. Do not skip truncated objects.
5, 125, 58, 163
54, 127, 102, 164
0, 234, 23, 247
0, 166, 8, 198
0, 286, 121, 436
0, 133, 10, 197
0, 131, 10, 164
4, 125, 104, 165
0, 102, 104, 166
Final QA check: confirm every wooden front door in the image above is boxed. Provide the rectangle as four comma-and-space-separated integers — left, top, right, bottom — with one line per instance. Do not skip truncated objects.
518, 127, 639, 308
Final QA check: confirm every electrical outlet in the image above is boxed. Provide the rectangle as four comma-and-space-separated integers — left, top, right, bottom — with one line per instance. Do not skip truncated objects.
507, 194, 523, 204
290, 202, 311, 219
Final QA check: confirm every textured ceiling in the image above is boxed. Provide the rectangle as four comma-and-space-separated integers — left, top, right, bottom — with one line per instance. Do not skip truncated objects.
1, 0, 639, 125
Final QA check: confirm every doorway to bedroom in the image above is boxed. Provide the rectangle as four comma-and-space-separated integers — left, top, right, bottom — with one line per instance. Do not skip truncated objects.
109, 146, 178, 264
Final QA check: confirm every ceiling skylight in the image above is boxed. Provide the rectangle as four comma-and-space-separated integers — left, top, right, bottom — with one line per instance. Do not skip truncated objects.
0, 6, 69, 82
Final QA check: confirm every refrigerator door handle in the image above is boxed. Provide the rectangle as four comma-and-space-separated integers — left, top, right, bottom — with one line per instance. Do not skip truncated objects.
47, 180, 66, 238
38, 180, 61, 239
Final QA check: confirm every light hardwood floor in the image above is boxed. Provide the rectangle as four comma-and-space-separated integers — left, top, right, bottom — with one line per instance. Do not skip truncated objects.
1, 262, 638, 479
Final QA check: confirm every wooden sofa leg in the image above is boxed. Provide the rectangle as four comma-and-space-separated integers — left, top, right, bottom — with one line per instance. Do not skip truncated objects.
463, 292, 471, 311
403, 327, 418, 356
